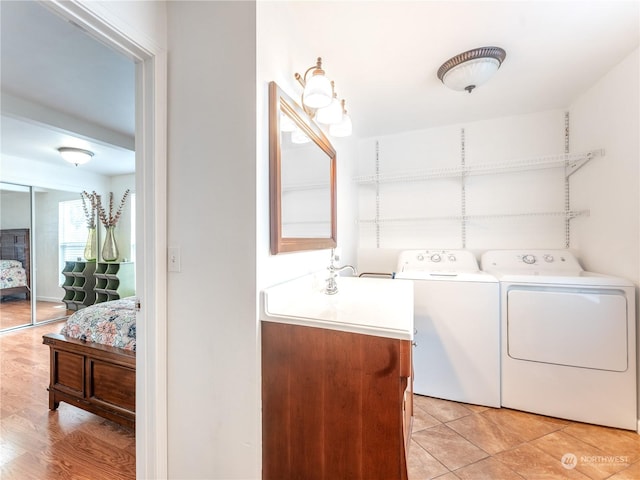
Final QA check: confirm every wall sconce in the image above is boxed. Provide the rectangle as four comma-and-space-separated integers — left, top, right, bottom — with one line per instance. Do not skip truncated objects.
437, 46, 506, 93
295, 57, 352, 137
58, 147, 94, 166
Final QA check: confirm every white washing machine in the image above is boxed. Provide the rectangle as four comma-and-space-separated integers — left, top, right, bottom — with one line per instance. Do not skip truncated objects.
481, 249, 637, 430
395, 250, 500, 407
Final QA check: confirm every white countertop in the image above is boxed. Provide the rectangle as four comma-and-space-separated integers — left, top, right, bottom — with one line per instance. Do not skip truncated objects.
261, 273, 414, 340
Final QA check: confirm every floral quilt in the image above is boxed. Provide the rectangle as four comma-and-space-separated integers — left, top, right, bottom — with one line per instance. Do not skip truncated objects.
60, 296, 137, 351
0, 259, 27, 289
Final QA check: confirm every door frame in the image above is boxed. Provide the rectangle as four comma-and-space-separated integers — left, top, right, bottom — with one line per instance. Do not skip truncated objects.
46, 1, 168, 477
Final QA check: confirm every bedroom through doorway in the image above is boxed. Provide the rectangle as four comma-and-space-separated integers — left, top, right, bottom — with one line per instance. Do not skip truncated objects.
0, 1, 136, 332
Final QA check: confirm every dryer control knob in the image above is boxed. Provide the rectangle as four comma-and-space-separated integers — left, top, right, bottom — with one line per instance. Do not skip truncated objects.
522, 254, 536, 264
430, 254, 442, 262
417, 254, 424, 261
543, 254, 554, 263
448, 255, 457, 262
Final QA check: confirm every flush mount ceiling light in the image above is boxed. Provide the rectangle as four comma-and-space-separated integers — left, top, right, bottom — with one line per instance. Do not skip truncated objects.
437, 46, 506, 93
58, 147, 94, 166
294, 57, 352, 137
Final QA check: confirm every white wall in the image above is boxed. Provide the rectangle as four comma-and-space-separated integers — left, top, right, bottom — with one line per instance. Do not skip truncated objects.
570, 48, 639, 284
256, 1, 359, 290
1, 154, 109, 193
166, 2, 258, 478
0, 189, 30, 229
0, 156, 121, 304
0, 157, 134, 303
569, 47, 639, 428
355, 109, 569, 272
34, 188, 81, 302
107, 174, 135, 263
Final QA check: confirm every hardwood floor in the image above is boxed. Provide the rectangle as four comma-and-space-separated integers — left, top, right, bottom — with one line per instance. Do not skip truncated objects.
0, 297, 68, 330
0, 321, 135, 480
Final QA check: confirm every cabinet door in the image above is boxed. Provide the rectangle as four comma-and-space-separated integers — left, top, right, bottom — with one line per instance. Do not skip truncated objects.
262, 322, 409, 480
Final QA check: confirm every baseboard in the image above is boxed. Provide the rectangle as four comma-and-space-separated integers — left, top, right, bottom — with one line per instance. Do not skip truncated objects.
36, 296, 64, 303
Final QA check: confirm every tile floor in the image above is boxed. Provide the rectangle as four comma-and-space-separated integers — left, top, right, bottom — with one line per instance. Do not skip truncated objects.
407, 395, 640, 479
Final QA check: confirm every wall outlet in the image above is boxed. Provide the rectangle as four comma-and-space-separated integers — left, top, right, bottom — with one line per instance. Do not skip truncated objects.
168, 247, 181, 272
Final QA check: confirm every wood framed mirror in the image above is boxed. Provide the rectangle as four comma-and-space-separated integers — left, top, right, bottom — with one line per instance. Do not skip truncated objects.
269, 81, 337, 254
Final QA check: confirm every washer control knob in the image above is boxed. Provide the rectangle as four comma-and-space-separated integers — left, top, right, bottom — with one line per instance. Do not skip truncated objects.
522, 254, 536, 265
430, 254, 441, 262
543, 254, 554, 263
448, 255, 457, 262
416, 254, 424, 261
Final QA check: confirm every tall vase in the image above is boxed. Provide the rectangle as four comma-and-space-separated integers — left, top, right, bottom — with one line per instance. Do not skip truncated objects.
102, 226, 119, 262
83, 227, 97, 261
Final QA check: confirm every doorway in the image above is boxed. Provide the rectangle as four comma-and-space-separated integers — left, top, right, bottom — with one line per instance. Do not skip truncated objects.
0, 0, 136, 330
0, 1, 167, 477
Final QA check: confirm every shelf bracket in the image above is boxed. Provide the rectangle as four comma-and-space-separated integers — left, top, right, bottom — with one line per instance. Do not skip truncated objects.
566, 209, 590, 220
565, 149, 604, 178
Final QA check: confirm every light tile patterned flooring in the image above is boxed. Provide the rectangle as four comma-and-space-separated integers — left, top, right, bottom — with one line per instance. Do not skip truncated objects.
407, 395, 640, 480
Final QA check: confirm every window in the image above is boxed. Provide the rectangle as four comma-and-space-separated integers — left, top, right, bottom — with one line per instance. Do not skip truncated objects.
58, 192, 135, 281
58, 199, 88, 283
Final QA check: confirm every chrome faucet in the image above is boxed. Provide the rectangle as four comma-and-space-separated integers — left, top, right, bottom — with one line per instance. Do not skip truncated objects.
325, 249, 358, 295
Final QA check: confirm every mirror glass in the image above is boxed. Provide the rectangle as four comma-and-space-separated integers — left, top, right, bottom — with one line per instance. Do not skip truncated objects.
269, 81, 337, 254
33, 187, 86, 324
280, 130, 332, 238
0, 182, 82, 331
0, 182, 33, 330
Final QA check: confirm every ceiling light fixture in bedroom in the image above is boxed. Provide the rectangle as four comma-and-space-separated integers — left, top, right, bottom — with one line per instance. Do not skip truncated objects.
58, 147, 94, 166
437, 46, 506, 93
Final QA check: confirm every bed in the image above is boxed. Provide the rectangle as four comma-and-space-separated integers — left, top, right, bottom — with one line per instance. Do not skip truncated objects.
42, 296, 137, 429
0, 228, 31, 300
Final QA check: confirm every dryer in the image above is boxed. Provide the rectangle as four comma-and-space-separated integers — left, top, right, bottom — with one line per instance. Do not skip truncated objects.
481, 249, 637, 430
395, 250, 500, 407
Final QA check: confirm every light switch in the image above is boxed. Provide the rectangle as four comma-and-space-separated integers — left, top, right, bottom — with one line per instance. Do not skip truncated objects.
168, 247, 181, 272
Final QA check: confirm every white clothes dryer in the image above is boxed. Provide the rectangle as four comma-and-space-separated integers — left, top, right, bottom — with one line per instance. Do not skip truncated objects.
395, 250, 500, 407
481, 249, 637, 430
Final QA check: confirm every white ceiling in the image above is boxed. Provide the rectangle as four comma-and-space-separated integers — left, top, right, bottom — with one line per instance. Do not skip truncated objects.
272, 1, 640, 138
1, 1, 639, 176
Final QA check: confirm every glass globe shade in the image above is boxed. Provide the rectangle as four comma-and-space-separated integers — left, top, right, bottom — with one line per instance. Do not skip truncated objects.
442, 57, 500, 92
329, 113, 352, 137
315, 97, 343, 125
303, 73, 332, 109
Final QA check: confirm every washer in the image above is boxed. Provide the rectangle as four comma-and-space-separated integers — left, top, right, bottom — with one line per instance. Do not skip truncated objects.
481, 249, 637, 430
395, 250, 500, 407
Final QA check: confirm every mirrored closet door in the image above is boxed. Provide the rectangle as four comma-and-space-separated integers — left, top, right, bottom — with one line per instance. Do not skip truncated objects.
0, 181, 76, 331
0, 182, 34, 330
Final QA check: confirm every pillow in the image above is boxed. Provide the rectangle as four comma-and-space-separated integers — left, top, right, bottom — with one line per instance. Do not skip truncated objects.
0, 259, 23, 269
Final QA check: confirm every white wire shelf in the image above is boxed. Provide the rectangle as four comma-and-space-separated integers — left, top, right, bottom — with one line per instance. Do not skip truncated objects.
353, 150, 604, 185
357, 210, 590, 225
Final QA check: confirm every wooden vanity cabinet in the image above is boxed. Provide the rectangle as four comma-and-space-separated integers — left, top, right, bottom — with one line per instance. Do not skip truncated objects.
262, 321, 413, 480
